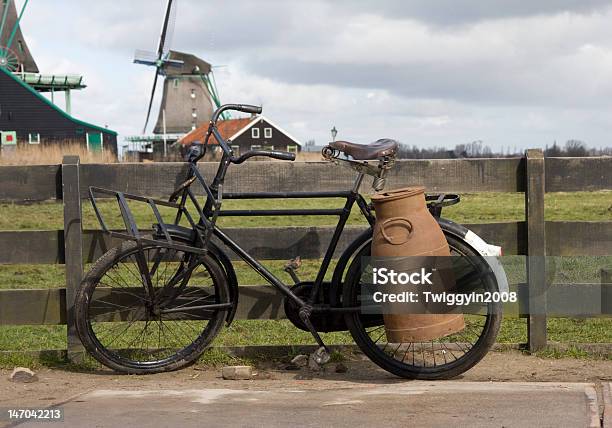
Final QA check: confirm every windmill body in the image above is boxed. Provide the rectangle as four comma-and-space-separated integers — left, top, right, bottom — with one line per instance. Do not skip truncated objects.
153, 50, 215, 134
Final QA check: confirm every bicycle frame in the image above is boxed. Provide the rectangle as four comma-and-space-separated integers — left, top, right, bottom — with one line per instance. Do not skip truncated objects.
175, 153, 374, 312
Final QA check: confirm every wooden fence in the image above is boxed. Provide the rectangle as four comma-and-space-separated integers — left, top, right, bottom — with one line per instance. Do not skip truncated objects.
0, 150, 610, 359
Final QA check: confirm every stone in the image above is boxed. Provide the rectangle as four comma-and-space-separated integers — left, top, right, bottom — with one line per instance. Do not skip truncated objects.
290, 354, 308, 367
222, 366, 253, 380
335, 363, 348, 373
307, 354, 321, 372
9, 367, 38, 383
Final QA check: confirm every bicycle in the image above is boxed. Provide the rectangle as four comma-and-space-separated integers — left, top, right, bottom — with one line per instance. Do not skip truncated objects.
75, 103, 508, 379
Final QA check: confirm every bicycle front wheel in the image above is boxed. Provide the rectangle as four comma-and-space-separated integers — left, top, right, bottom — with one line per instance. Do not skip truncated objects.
343, 232, 502, 380
75, 240, 230, 374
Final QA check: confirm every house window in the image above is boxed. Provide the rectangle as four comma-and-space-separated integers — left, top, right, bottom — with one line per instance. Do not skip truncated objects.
191, 89, 196, 99
287, 145, 298, 154
28, 133, 40, 144
264, 128, 272, 138
251, 128, 260, 138
86, 132, 103, 152
263, 145, 274, 151
1, 131, 17, 146
231, 145, 240, 156
173, 79, 179, 88
250, 145, 262, 151
192, 108, 197, 118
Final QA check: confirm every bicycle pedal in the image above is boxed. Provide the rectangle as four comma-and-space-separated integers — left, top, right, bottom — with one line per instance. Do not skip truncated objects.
313, 346, 331, 365
284, 256, 302, 271
284, 256, 302, 284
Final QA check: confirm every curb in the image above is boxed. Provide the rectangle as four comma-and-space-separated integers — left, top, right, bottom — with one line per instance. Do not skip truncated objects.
603, 382, 612, 428
585, 386, 602, 428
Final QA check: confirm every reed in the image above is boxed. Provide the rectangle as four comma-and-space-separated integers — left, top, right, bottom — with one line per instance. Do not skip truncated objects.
0, 142, 117, 165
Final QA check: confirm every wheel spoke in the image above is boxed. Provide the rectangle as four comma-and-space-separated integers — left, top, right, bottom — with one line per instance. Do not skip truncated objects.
81, 243, 226, 372
347, 240, 501, 378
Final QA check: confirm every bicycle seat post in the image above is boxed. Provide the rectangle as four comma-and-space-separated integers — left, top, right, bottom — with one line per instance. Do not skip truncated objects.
372, 155, 394, 192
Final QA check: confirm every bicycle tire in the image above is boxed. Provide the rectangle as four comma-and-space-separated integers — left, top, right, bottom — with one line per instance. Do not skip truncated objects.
75, 239, 230, 374
343, 232, 502, 380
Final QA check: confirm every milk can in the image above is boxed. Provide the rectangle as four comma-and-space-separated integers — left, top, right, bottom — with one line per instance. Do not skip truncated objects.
371, 187, 465, 342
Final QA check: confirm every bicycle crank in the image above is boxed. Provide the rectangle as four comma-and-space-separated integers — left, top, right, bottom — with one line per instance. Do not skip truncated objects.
298, 304, 331, 357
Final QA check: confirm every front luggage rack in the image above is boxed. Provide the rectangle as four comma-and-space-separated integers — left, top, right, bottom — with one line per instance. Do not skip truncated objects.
89, 187, 209, 255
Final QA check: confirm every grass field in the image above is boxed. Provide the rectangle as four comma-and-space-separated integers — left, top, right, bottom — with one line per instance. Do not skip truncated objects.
0, 190, 610, 366
1, 191, 611, 230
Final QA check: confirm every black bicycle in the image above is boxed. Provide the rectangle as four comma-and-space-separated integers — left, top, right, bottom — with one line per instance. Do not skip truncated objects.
75, 103, 506, 379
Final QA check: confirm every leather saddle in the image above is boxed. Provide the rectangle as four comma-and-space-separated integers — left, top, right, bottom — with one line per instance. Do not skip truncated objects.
328, 138, 398, 160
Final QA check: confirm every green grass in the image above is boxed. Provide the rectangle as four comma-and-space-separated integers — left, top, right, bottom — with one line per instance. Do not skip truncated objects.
0, 191, 610, 231
0, 191, 610, 363
1, 317, 610, 369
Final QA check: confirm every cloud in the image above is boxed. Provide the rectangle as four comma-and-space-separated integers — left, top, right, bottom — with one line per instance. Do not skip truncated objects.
14, 0, 612, 149
333, 0, 612, 25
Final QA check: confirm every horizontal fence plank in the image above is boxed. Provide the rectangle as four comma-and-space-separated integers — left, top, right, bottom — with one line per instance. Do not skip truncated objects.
0, 164, 61, 202
546, 157, 612, 192
2, 282, 610, 326
517, 283, 612, 316
1, 221, 609, 264
79, 163, 191, 200
1, 156, 609, 202
0, 286, 284, 325
0, 230, 63, 264
0, 288, 66, 325
81, 226, 368, 263
79, 158, 525, 197
546, 222, 612, 256
389, 158, 525, 193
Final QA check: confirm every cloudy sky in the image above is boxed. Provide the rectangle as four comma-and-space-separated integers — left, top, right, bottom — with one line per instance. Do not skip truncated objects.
17, 0, 612, 150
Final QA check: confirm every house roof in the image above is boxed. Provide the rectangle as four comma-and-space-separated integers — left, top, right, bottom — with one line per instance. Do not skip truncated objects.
178, 115, 302, 147
178, 117, 254, 146
0, 66, 117, 135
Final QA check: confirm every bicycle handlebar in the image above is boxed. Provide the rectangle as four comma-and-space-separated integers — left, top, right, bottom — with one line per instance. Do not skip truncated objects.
211, 104, 262, 123
231, 150, 296, 164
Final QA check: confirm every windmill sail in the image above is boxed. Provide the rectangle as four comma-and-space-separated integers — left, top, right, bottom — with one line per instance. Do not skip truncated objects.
153, 50, 215, 135
0, 0, 38, 72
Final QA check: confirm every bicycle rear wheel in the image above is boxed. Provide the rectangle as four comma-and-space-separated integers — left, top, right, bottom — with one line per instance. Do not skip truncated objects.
75, 240, 230, 374
343, 232, 502, 380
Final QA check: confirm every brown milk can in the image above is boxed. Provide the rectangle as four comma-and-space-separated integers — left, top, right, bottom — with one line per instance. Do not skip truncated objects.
371, 187, 465, 342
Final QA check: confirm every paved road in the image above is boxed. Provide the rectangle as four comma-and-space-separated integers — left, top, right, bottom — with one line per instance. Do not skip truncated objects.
14, 381, 604, 428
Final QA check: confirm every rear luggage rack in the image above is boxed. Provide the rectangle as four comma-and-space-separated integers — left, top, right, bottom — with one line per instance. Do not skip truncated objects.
426, 193, 460, 217
89, 187, 210, 255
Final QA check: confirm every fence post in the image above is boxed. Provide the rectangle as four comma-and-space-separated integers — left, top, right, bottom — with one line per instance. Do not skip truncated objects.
525, 149, 547, 351
62, 155, 84, 362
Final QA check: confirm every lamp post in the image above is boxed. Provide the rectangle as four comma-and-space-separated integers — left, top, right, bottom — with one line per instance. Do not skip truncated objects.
331, 126, 338, 142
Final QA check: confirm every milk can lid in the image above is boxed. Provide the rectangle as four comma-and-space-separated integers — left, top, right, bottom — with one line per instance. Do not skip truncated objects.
371, 186, 425, 202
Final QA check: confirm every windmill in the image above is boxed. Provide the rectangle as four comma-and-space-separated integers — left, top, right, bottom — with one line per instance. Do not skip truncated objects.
0, 0, 38, 73
134, 0, 226, 147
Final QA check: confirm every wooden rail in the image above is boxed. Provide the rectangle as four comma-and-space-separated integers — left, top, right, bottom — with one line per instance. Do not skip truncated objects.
0, 152, 610, 358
